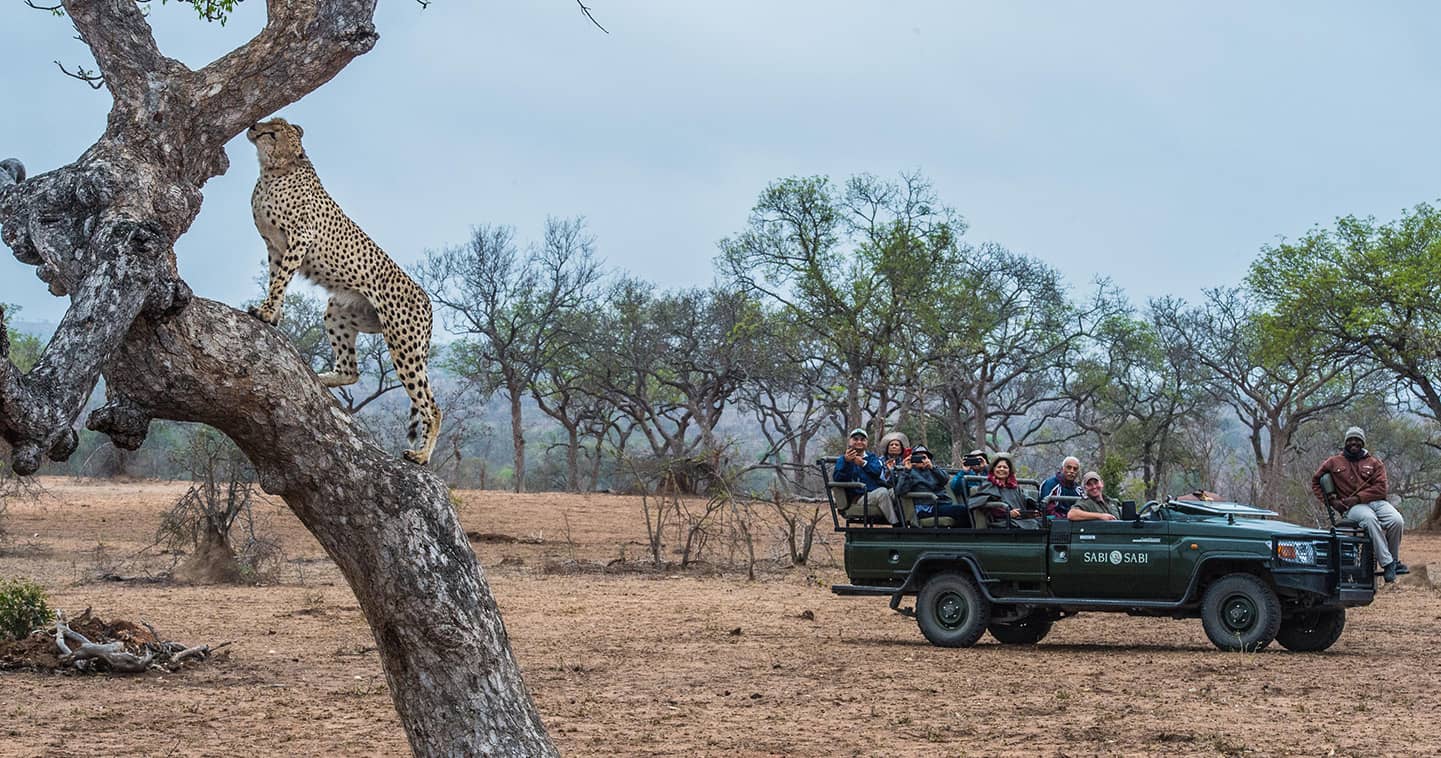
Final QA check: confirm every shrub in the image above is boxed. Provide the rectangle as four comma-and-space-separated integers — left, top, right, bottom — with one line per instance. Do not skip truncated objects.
0, 577, 53, 640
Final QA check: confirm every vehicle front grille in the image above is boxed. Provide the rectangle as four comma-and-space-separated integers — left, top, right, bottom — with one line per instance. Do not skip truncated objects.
1338, 538, 1372, 586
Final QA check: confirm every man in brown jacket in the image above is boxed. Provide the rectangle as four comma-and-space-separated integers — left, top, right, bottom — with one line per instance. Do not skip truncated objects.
1311, 426, 1407, 582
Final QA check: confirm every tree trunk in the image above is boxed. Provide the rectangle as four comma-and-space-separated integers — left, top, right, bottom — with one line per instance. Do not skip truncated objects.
0, 2, 557, 754
100, 300, 557, 756
565, 424, 580, 492
508, 380, 526, 493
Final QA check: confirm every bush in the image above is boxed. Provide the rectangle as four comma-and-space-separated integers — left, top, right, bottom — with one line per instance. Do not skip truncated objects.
0, 577, 53, 640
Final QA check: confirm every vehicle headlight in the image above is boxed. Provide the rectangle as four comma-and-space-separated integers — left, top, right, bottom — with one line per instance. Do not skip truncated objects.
1276, 540, 1317, 565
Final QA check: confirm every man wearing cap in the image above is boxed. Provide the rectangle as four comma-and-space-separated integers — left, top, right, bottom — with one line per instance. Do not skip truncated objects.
833, 428, 898, 524
1310, 426, 1407, 582
896, 446, 966, 524
1039, 456, 1084, 518
1069, 471, 1119, 521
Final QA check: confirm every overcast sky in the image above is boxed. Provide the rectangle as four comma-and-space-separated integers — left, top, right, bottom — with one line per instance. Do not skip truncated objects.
3, 1, 1439, 329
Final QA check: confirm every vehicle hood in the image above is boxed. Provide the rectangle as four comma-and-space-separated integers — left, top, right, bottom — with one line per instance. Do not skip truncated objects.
1182, 515, 1330, 539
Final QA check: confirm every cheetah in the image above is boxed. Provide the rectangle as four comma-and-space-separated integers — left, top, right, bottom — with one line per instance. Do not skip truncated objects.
245, 118, 441, 465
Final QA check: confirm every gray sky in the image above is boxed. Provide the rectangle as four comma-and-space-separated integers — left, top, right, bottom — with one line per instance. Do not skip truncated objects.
3, 1, 1439, 327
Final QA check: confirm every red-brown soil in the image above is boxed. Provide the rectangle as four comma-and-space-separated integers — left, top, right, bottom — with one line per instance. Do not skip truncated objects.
1, 478, 1439, 757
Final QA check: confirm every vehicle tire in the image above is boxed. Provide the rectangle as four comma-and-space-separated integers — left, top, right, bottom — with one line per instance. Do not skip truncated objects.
1274, 608, 1346, 652
988, 610, 1053, 645
916, 571, 991, 648
1199, 573, 1281, 652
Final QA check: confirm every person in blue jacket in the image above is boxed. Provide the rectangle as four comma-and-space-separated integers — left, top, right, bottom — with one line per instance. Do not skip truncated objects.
1038, 455, 1083, 518
833, 428, 897, 524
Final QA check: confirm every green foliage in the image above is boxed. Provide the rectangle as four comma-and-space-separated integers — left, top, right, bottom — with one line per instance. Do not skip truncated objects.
1249, 203, 1441, 429
2, 304, 43, 373
0, 578, 53, 640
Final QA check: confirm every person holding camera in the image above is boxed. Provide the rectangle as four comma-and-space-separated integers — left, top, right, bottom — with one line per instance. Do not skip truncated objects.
895, 446, 967, 523
948, 449, 989, 502
833, 428, 899, 524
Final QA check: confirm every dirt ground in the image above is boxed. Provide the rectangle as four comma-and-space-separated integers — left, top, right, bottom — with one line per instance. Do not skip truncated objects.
1, 478, 1439, 757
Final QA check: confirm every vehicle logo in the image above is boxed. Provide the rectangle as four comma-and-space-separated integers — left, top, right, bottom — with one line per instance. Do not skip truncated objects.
1109, 550, 1123, 565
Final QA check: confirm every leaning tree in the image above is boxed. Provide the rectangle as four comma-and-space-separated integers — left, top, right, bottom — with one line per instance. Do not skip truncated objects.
0, 1, 562, 754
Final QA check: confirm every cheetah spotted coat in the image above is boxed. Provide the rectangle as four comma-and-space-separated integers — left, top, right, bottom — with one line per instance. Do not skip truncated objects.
246, 118, 441, 465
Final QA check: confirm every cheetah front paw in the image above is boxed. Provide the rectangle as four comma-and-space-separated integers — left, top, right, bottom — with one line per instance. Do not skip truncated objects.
247, 306, 280, 326
403, 449, 430, 466
316, 371, 359, 388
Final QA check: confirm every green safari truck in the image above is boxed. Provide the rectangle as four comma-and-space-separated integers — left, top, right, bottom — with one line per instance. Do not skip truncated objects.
826, 477, 1376, 652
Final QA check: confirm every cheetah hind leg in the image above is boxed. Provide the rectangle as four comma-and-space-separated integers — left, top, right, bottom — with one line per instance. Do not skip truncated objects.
402, 397, 441, 465
316, 293, 376, 387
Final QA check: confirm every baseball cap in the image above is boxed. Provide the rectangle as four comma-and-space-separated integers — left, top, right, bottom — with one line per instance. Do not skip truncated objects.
1082, 471, 1102, 485
848, 428, 868, 439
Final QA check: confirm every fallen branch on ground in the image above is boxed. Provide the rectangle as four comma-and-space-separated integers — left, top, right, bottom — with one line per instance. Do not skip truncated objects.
13, 608, 232, 674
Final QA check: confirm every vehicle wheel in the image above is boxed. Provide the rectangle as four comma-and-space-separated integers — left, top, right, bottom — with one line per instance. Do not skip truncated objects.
1200, 573, 1281, 652
988, 610, 1053, 645
1275, 608, 1345, 652
916, 571, 991, 648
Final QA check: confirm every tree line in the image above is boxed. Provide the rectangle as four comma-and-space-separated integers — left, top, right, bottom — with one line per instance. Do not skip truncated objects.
9, 174, 1440, 524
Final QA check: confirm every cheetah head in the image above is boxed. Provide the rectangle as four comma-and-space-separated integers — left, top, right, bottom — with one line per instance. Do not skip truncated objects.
247, 118, 307, 172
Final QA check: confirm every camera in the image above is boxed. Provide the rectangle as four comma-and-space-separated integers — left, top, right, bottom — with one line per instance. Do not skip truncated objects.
909, 452, 927, 464
962, 454, 984, 467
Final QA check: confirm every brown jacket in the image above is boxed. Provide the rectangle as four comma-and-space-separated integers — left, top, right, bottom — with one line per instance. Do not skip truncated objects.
1311, 453, 1388, 511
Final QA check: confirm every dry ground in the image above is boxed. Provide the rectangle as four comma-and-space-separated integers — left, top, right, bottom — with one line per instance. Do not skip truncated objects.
2, 477, 1440, 757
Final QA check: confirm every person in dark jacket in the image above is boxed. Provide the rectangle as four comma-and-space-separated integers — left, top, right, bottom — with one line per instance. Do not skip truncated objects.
1310, 426, 1406, 582
895, 446, 967, 523
966, 452, 1039, 529
833, 428, 898, 524
1038, 456, 1083, 518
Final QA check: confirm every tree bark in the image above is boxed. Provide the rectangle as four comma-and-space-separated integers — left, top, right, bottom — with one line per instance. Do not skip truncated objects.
0, 2, 557, 754
507, 380, 526, 493
96, 300, 556, 755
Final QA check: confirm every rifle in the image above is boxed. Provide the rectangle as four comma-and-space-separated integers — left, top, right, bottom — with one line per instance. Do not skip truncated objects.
1317, 472, 1341, 528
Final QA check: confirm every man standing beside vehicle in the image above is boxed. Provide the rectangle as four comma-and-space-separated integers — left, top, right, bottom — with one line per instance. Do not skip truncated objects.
834, 428, 898, 525
1311, 426, 1407, 582
1069, 471, 1119, 521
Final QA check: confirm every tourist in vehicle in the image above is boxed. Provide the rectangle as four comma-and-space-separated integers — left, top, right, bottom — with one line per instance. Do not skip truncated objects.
1068, 471, 1119, 521
1038, 455, 1083, 518
833, 428, 899, 525
966, 452, 1039, 529
895, 445, 967, 523
876, 430, 911, 485
1310, 426, 1407, 582
948, 448, 989, 502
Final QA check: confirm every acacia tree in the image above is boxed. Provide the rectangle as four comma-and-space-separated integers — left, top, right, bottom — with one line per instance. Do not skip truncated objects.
719, 172, 961, 435
419, 217, 601, 493
1152, 288, 1371, 510
0, 2, 555, 754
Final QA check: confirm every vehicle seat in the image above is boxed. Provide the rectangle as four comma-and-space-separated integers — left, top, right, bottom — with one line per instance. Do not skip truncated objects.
899, 491, 962, 528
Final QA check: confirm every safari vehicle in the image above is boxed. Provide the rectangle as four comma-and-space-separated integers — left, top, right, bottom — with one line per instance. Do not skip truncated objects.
818, 461, 1376, 652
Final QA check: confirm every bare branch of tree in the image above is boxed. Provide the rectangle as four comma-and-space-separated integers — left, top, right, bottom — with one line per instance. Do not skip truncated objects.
576, 0, 608, 33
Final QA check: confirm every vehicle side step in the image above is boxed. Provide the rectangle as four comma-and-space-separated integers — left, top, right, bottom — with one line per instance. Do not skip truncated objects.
831, 584, 899, 596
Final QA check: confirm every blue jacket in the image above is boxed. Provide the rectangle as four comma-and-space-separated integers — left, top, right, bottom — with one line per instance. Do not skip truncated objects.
1039, 474, 1082, 517
834, 452, 886, 492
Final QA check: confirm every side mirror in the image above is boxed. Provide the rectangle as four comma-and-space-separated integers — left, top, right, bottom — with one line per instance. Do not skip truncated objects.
1120, 500, 1138, 521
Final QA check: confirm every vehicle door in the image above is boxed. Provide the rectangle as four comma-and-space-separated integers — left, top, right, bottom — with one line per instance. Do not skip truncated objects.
1047, 516, 1173, 599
